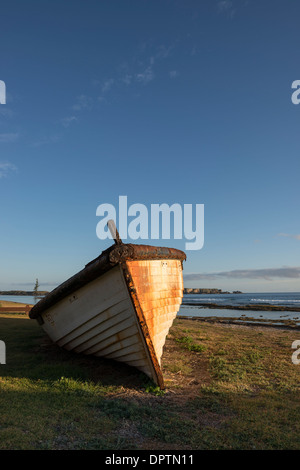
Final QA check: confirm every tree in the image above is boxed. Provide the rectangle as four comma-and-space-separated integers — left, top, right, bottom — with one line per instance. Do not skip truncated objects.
33, 278, 39, 302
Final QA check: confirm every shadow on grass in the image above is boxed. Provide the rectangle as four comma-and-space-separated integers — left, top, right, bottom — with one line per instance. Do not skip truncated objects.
0, 316, 151, 390
2, 316, 300, 450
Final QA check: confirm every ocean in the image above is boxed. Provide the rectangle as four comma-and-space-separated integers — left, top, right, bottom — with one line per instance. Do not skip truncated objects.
181, 292, 300, 308
0, 295, 40, 305
179, 292, 300, 325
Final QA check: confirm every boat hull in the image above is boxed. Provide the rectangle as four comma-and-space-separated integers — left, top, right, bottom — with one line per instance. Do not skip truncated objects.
29, 244, 186, 388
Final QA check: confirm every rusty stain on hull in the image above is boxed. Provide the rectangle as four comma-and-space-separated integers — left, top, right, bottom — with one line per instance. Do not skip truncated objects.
124, 259, 184, 389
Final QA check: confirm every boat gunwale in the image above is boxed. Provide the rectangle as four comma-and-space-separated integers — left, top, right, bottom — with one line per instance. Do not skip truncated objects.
29, 243, 186, 320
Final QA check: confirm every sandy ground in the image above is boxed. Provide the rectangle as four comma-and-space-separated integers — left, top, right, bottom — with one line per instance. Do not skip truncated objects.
0, 300, 34, 307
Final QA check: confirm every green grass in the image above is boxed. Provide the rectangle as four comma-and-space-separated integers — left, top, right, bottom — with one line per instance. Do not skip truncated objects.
0, 314, 300, 449
175, 334, 207, 352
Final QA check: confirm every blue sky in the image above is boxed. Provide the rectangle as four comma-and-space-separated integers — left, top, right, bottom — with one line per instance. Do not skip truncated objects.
0, 0, 299, 292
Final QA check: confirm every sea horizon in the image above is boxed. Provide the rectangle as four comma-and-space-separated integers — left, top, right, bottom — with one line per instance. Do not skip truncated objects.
1, 290, 300, 311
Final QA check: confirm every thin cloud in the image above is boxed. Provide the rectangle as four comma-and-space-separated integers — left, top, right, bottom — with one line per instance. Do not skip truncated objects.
96, 42, 174, 97
31, 134, 61, 147
60, 116, 78, 128
74, 43, 176, 108
121, 74, 132, 86
278, 233, 300, 241
154, 44, 173, 60
101, 78, 115, 93
169, 70, 178, 79
72, 94, 93, 111
0, 162, 17, 178
0, 108, 14, 118
0, 133, 19, 143
217, 0, 236, 17
191, 46, 197, 56
136, 66, 155, 84
134, 43, 173, 84
217, 0, 233, 11
184, 267, 300, 281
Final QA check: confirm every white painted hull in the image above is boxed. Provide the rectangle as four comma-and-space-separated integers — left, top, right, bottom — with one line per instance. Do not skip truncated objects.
40, 266, 157, 380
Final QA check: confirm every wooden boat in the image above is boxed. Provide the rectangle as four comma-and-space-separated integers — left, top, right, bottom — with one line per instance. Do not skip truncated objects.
29, 222, 186, 388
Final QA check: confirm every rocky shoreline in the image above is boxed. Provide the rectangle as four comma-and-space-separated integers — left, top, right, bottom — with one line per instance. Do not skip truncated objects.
182, 301, 300, 312
0, 290, 48, 296
178, 315, 300, 329
184, 288, 242, 294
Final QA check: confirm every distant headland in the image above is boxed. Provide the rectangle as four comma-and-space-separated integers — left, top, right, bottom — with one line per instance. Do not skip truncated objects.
184, 288, 243, 294
0, 288, 243, 297
0, 290, 49, 296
